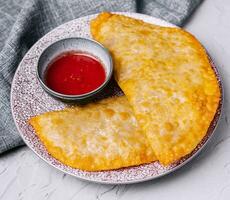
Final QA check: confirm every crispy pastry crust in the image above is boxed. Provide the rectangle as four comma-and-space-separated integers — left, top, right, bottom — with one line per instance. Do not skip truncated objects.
91, 13, 221, 165
29, 96, 156, 171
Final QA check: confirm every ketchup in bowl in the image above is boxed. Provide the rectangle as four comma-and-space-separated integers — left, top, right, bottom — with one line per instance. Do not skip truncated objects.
45, 52, 106, 95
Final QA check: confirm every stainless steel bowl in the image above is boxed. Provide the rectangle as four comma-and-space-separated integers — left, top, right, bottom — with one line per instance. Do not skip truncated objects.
37, 37, 113, 102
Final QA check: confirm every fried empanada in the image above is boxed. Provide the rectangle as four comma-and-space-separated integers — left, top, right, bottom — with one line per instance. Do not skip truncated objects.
29, 96, 156, 171
91, 13, 221, 165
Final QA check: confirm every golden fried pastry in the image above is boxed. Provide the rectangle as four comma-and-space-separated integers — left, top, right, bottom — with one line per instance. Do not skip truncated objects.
91, 13, 220, 165
29, 96, 156, 171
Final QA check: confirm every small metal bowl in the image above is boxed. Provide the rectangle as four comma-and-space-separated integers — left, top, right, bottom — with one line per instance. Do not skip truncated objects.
37, 37, 113, 102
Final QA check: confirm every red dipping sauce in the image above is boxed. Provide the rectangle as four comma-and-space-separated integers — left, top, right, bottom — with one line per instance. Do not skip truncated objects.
45, 52, 106, 95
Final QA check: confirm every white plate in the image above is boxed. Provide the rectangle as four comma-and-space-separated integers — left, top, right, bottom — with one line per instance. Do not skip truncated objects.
11, 12, 223, 184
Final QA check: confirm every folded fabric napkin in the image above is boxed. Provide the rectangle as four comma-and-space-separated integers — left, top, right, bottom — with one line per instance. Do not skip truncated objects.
0, 0, 203, 154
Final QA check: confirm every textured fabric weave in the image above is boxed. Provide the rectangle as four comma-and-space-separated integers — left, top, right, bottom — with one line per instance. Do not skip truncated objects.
0, 0, 203, 154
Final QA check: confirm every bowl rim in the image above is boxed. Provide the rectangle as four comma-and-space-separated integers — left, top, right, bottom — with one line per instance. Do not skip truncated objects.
36, 37, 113, 99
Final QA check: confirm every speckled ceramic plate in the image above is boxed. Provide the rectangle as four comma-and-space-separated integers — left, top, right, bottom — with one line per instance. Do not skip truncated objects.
11, 12, 223, 184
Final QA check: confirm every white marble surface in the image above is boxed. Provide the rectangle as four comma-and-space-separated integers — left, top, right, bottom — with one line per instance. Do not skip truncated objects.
1, 0, 230, 199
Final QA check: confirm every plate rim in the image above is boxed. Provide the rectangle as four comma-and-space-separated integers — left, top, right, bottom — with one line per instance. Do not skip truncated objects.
10, 12, 223, 184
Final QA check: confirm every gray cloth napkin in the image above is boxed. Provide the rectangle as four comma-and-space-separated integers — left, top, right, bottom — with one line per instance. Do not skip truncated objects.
0, 0, 203, 154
